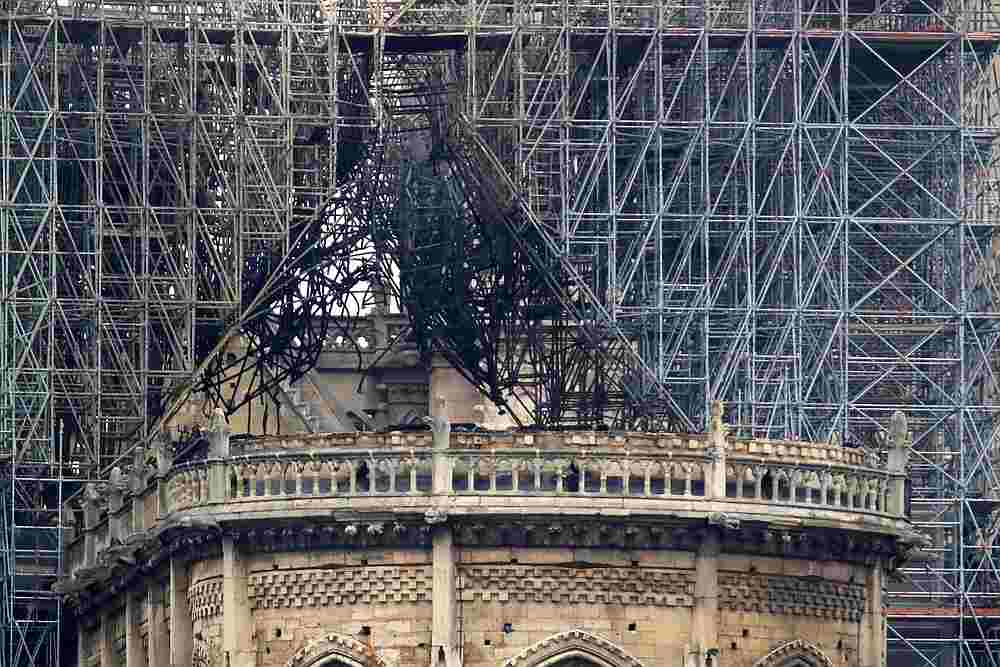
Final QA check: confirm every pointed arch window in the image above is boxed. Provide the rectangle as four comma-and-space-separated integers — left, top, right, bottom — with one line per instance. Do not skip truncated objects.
752, 640, 834, 667
504, 631, 644, 667
539, 652, 616, 667
286, 633, 388, 667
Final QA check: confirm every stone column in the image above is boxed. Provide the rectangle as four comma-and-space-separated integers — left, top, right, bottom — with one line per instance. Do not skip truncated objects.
125, 592, 142, 667
431, 526, 461, 667
223, 536, 254, 667
689, 529, 720, 667
860, 560, 885, 667
148, 582, 167, 667
170, 558, 193, 667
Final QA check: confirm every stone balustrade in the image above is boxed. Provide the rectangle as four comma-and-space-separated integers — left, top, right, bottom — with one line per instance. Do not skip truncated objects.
63, 419, 908, 582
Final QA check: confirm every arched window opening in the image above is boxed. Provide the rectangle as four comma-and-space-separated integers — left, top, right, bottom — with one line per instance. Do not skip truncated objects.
286, 633, 388, 667
506, 632, 644, 667
541, 653, 613, 667
550, 659, 602, 667
316, 659, 360, 667
752, 640, 833, 667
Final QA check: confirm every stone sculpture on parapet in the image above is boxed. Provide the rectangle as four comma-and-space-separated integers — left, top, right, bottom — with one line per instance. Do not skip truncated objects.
709, 399, 728, 437
887, 410, 913, 474
423, 395, 450, 451
153, 429, 174, 477
207, 408, 232, 459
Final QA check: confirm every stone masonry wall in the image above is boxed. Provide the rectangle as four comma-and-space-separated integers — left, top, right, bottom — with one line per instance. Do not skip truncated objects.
717, 554, 867, 667
457, 547, 696, 666
246, 549, 434, 667
71, 543, 881, 667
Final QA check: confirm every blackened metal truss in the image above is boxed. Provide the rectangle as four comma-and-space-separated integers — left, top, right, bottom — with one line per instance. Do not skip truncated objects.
3, 0, 1000, 664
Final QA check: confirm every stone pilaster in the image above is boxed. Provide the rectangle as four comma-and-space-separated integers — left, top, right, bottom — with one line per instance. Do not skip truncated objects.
125, 592, 142, 667
860, 560, 885, 667
887, 475, 907, 516
148, 583, 167, 667
223, 536, 254, 667
99, 611, 113, 667
689, 529, 720, 667
208, 409, 232, 502
428, 398, 460, 667
169, 558, 193, 667
77, 622, 86, 667
432, 526, 461, 667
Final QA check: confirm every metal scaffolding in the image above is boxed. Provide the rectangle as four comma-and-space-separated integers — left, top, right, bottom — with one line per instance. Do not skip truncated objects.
3, 0, 1000, 664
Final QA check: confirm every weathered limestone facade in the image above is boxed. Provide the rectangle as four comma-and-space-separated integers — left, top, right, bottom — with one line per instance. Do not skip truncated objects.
58, 404, 925, 667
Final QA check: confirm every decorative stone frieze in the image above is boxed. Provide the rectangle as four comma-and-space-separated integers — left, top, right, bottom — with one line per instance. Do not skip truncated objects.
188, 578, 223, 620
503, 630, 645, 667
249, 566, 433, 608
459, 565, 695, 607
719, 572, 866, 621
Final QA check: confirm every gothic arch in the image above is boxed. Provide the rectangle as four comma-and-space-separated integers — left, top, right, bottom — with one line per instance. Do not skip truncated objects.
753, 640, 835, 667
286, 632, 389, 667
503, 630, 645, 667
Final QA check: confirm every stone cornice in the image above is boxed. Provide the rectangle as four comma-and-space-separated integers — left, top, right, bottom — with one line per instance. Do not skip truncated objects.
58, 512, 916, 616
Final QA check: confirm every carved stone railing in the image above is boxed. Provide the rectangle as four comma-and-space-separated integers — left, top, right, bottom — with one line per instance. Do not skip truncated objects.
445, 450, 890, 512
168, 450, 437, 511
62, 414, 910, 581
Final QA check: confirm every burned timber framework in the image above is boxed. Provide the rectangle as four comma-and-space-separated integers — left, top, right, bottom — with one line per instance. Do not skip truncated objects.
3, 0, 1000, 665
